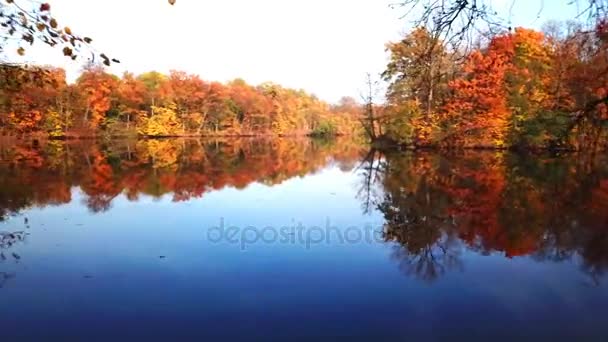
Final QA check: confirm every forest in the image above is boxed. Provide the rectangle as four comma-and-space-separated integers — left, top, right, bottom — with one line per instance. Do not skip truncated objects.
376, 21, 608, 151
0, 65, 361, 138
1, 0, 607, 151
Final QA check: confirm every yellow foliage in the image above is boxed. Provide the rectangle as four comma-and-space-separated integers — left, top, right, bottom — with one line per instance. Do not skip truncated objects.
137, 105, 181, 137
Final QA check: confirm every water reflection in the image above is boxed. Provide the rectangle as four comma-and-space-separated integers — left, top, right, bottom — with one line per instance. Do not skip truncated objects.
1, 138, 608, 286
2, 139, 608, 339
0, 138, 363, 218
358, 149, 608, 284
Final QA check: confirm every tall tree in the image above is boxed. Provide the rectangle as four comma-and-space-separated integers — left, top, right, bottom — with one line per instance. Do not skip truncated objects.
75, 64, 119, 129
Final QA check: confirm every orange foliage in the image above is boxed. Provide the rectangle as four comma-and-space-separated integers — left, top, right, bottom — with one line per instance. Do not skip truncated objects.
384, 24, 608, 150
75, 65, 119, 128
1, 66, 66, 133
445, 34, 514, 147
2, 66, 359, 138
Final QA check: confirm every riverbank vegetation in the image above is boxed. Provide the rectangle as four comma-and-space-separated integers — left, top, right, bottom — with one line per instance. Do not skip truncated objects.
2, 0, 608, 152
0, 65, 361, 138
370, 19, 608, 151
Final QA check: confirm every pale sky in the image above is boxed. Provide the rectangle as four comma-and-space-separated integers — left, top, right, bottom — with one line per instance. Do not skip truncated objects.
11, 0, 579, 103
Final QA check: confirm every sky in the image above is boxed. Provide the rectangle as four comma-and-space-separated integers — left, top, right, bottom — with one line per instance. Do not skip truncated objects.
11, 0, 580, 103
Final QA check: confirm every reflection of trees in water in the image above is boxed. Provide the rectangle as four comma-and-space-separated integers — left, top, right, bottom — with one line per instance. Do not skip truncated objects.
387, 233, 463, 283
356, 149, 384, 214
579, 231, 608, 285
0, 137, 364, 286
359, 150, 608, 283
357, 150, 465, 282
0, 138, 365, 216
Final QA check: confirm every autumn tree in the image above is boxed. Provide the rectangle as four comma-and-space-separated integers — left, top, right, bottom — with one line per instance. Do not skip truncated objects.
564, 20, 608, 150
203, 82, 233, 134
137, 71, 166, 113
0, 64, 66, 134
383, 27, 452, 116
387, 0, 608, 150
159, 71, 208, 133
116, 72, 147, 130
75, 64, 119, 129
505, 28, 558, 147
227, 79, 273, 133
2, 67, 359, 138
393, 0, 608, 46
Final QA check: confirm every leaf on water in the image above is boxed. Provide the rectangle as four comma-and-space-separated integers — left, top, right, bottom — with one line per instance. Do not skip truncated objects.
17, 47, 25, 56
84, 37, 92, 43
49, 18, 57, 29
62, 46, 72, 56
64, 26, 71, 35
39, 3, 50, 11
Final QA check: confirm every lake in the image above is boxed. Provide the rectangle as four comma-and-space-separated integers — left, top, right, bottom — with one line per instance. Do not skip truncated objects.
1, 138, 607, 341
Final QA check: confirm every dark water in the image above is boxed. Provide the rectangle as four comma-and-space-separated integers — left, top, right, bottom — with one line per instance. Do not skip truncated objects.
1, 138, 607, 341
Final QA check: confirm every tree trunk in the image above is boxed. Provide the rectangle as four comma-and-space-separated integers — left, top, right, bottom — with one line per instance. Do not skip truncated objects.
196, 111, 208, 136
84, 104, 90, 122
427, 53, 434, 118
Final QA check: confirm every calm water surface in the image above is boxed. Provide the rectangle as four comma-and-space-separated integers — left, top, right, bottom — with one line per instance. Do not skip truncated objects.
1, 138, 607, 341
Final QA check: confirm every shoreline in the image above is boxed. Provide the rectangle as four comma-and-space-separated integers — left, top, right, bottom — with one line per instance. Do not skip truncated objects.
0, 134, 602, 153
0, 132, 348, 141
369, 137, 602, 153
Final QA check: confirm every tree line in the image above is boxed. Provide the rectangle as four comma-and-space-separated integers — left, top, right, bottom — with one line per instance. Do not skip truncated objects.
374, 21, 608, 151
0, 65, 362, 138
3, 0, 608, 151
